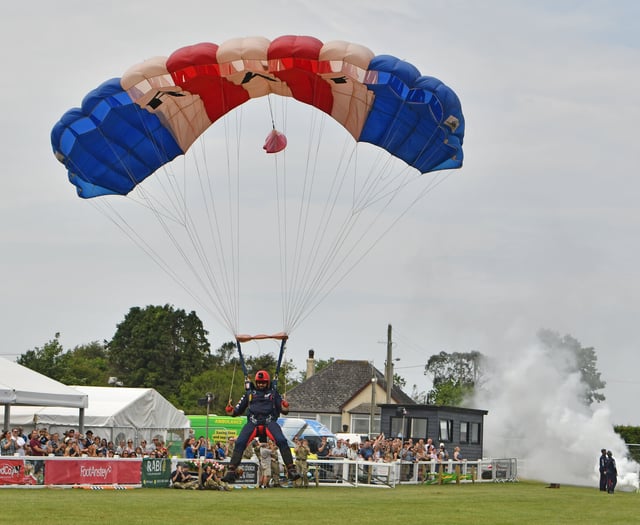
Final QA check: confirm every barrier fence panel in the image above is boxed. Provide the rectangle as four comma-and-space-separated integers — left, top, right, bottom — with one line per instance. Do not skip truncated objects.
0, 456, 516, 488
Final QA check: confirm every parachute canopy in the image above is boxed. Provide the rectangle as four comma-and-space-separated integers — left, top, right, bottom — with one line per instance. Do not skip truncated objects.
51, 35, 465, 340
51, 35, 464, 199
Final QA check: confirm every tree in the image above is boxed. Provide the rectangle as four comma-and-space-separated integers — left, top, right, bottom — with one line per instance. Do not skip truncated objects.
107, 304, 211, 401
18, 333, 65, 379
537, 329, 606, 405
56, 341, 110, 386
17, 335, 110, 386
424, 350, 484, 406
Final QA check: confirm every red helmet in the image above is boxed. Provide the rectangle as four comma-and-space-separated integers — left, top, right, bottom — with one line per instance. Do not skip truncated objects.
255, 370, 270, 386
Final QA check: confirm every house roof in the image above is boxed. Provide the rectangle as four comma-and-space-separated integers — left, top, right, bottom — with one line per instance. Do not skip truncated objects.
286, 359, 414, 413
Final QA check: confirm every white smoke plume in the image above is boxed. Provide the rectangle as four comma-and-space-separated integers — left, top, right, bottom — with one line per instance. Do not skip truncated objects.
471, 342, 639, 491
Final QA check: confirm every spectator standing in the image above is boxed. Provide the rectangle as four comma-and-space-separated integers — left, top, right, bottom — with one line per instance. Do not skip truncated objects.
332, 438, 349, 479
196, 436, 208, 458
225, 437, 236, 458
358, 440, 374, 461
258, 441, 272, 488
183, 437, 198, 459
29, 430, 46, 456
96, 438, 108, 457
317, 435, 334, 479
214, 441, 226, 460
12, 428, 26, 456
64, 438, 81, 457
435, 443, 448, 474
1, 430, 16, 455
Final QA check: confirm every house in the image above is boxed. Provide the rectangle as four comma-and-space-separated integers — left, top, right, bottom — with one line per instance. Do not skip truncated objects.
284, 352, 415, 434
379, 403, 488, 460
284, 352, 489, 459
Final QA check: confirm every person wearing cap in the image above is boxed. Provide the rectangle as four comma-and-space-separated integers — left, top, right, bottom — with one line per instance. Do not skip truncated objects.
170, 463, 199, 489
294, 438, 311, 488
598, 448, 608, 491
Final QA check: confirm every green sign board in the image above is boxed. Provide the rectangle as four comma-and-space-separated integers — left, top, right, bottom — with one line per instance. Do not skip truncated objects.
187, 415, 248, 444
142, 457, 172, 488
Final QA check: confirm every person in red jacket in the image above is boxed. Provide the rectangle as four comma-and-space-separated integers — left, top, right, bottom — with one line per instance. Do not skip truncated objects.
221, 370, 300, 483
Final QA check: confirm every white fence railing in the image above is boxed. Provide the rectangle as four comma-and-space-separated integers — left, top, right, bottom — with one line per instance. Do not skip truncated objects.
301, 458, 518, 488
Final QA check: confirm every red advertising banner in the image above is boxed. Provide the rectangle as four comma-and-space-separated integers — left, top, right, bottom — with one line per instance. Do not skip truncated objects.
44, 459, 142, 485
0, 458, 38, 486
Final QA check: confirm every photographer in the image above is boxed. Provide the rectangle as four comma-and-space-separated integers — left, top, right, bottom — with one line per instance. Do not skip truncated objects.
171, 463, 199, 489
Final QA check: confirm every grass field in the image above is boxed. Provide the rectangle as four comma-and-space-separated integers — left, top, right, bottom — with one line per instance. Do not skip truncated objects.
2, 480, 638, 524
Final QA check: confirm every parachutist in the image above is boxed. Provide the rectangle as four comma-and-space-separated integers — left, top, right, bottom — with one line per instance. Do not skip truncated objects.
222, 369, 300, 483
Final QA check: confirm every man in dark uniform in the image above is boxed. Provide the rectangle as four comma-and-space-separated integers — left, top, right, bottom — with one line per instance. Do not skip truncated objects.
221, 370, 300, 483
605, 450, 617, 494
598, 448, 607, 491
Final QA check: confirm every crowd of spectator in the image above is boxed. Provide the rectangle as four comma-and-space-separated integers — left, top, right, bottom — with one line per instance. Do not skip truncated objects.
326, 434, 463, 465
181, 433, 230, 461
294, 433, 468, 483
0, 426, 170, 458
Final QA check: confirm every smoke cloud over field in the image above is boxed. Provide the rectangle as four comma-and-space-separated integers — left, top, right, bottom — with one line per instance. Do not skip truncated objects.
472, 343, 639, 491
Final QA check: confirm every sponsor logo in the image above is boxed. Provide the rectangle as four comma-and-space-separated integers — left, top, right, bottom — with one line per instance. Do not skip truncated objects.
80, 465, 113, 479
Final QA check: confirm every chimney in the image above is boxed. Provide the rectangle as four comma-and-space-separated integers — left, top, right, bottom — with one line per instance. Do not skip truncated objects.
306, 349, 315, 379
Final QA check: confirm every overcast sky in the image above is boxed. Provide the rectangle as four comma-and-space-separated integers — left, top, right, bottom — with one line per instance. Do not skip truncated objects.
2, 1, 639, 425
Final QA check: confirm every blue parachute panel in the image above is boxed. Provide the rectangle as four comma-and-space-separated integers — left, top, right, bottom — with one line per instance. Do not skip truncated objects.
51, 78, 183, 198
360, 55, 464, 173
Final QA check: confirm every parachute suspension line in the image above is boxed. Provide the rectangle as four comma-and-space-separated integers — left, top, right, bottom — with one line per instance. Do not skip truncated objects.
93, 103, 242, 335
283, 107, 325, 330
281, 110, 385, 332
228, 361, 237, 405
185, 134, 239, 332
234, 334, 288, 391
267, 94, 277, 130
137, 106, 240, 335
290, 169, 454, 331
88, 113, 213, 295
279, 109, 454, 332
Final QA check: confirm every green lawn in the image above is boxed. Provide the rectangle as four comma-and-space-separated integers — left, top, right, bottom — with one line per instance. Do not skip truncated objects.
2, 480, 638, 525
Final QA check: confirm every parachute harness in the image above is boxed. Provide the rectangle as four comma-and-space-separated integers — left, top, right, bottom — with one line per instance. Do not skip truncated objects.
235, 333, 288, 391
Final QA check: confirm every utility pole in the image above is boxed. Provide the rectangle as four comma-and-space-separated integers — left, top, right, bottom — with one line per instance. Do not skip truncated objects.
386, 324, 393, 403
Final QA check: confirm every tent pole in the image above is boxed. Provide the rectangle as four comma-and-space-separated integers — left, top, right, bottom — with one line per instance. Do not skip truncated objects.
3, 404, 9, 432
79, 407, 85, 433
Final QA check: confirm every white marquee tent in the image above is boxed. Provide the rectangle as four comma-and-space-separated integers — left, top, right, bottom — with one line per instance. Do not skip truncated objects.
2, 385, 190, 446
0, 357, 88, 431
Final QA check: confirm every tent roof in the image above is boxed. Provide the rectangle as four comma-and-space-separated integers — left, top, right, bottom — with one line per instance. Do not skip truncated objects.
0, 357, 88, 408
3, 386, 189, 430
